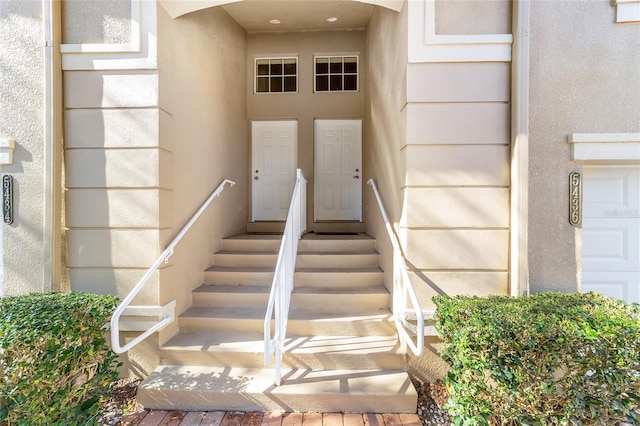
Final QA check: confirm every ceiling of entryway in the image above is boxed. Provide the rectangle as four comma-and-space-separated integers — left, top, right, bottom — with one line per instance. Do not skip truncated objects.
221, 1, 376, 32
160, 0, 403, 26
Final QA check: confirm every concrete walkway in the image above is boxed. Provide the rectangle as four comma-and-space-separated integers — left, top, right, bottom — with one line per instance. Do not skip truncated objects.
121, 411, 422, 426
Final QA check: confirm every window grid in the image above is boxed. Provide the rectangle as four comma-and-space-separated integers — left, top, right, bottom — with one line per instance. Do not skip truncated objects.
314, 55, 359, 92
255, 57, 298, 94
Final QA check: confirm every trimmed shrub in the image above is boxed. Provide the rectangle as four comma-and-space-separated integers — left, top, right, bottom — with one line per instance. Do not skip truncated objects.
0, 292, 121, 425
433, 292, 640, 425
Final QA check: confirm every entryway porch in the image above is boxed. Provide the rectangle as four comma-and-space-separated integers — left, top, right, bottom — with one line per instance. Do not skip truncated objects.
135, 232, 417, 413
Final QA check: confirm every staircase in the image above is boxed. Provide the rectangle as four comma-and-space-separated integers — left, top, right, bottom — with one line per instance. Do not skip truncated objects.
137, 233, 417, 413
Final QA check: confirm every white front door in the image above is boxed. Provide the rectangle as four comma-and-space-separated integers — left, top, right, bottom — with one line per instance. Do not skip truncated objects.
314, 119, 362, 221
252, 121, 297, 221
582, 166, 640, 304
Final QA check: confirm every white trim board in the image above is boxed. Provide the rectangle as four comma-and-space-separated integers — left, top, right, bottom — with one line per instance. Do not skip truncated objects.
569, 133, 640, 161
614, 0, 640, 23
408, 0, 513, 63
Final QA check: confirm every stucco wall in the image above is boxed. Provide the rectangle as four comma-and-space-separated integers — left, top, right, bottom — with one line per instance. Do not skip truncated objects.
157, 4, 248, 341
528, 0, 640, 293
246, 30, 366, 230
363, 2, 407, 302
0, 0, 47, 295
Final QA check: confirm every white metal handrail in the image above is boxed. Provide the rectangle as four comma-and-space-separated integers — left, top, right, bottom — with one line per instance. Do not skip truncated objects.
110, 179, 236, 354
264, 169, 307, 385
367, 179, 424, 356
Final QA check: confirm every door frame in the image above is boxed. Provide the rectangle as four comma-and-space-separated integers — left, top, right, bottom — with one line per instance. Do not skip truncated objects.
251, 120, 298, 222
313, 118, 363, 222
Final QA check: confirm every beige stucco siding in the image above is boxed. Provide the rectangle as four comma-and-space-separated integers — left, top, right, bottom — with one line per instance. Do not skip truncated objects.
529, 0, 640, 293
65, 72, 171, 296
402, 188, 509, 228
65, 109, 159, 148
402, 61, 510, 309
363, 4, 408, 296
157, 4, 248, 341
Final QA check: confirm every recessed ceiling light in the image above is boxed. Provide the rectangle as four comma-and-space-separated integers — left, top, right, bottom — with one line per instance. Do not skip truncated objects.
269, 19, 282, 25
326, 17, 338, 23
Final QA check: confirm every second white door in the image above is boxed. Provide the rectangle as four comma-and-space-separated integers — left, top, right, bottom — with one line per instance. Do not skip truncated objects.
314, 119, 362, 221
252, 121, 297, 221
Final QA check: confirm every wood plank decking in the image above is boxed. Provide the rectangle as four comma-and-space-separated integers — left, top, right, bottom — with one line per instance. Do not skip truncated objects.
121, 411, 422, 426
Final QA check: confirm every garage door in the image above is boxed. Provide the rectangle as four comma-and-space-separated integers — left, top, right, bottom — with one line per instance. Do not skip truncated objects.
582, 166, 640, 304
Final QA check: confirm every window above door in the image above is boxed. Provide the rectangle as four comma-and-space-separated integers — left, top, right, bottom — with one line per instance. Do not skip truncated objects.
254, 57, 298, 94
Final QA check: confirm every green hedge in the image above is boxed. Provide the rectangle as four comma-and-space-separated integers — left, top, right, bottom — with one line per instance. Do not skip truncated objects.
433, 292, 640, 425
0, 292, 121, 425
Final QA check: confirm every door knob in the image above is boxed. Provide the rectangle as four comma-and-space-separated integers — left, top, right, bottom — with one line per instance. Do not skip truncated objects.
254, 176, 259, 180
353, 175, 359, 179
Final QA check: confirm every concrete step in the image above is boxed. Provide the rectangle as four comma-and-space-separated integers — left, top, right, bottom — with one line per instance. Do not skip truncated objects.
212, 250, 378, 269
203, 267, 384, 287
179, 307, 396, 336
221, 233, 376, 254
137, 365, 417, 413
203, 267, 273, 286
294, 268, 384, 287
159, 332, 404, 369
192, 285, 389, 309
296, 251, 379, 269
298, 234, 376, 253
213, 251, 278, 268
221, 234, 282, 252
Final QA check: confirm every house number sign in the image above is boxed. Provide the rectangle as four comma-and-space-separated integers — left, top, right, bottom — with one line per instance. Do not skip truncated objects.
569, 172, 581, 226
3, 175, 13, 224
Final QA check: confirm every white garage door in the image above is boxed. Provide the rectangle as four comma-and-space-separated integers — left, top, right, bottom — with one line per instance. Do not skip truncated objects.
582, 166, 640, 304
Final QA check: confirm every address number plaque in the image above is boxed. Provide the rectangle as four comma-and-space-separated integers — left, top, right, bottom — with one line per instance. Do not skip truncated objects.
3, 175, 13, 224
569, 172, 581, 226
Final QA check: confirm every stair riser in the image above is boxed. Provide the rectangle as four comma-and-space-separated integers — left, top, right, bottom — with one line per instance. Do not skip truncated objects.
221, 239, 281, 252
298, 240, 376, 252
137, 389, 416, 414
295, 272, 383, 288
213, 254, 377, 269
204, 271, 274, 286
193, 293, 269, 308
295, 254, 378, 269
213, 254, 277, 268
159, 350, 404, 370
179, 317, 396, 336
291, 293, 389, 310
192, 292, 389, 310
203, 271, 383, 287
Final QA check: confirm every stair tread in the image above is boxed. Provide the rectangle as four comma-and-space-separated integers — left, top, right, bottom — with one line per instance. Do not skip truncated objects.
194, 284, 388, 295
140, 365, 414, 395
225, 234, 282, 240
182, 306, 392, 320
206, 266, 382, 272
214, 250, 279, 255
296, 267, 382, 273
215, 250, 378, 255
162, 332, 401, 354
205, 266, 274, 272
